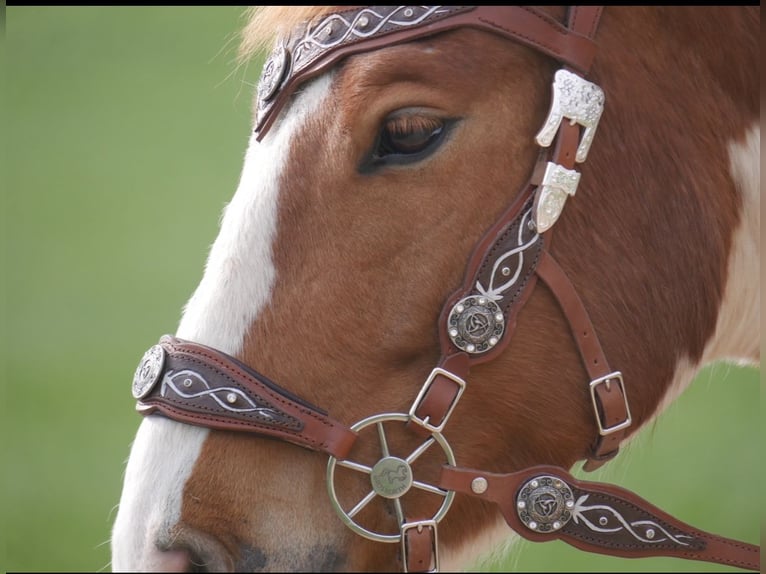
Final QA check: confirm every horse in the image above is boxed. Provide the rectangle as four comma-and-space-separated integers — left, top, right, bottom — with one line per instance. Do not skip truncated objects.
110, 6, 759, 572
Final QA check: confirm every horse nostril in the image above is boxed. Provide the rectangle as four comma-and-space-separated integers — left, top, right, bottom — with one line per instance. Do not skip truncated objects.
153, 548, 194, 572
186, 548, 209, 574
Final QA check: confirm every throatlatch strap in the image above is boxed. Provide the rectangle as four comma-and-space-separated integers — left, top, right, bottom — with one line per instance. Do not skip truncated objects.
535, 251, 630, 468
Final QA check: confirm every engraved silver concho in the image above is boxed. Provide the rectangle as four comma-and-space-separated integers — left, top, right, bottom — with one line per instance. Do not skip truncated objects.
516, 475, 574, 533
257, 44, 290, 104
447, 296, 505, 354
132, 344, 166, 399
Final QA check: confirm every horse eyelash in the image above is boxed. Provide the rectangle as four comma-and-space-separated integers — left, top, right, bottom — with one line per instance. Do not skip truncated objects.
383, 114, 444, 136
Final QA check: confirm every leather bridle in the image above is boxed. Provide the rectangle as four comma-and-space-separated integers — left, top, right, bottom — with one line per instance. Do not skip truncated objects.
130, 6, 760, 572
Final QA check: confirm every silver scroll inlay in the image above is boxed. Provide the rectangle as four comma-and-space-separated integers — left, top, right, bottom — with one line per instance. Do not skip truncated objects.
533, 162, 581, 233
132, 344, 166, 399
292, 6, 451, 68
535, 68, 605, 163
475, 208, 540, 303
160, 369, 284, 419
571, 494, 696, 546
516, 475, 575, 533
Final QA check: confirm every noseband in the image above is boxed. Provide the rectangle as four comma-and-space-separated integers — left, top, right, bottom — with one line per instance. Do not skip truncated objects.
131, 6, 759, 572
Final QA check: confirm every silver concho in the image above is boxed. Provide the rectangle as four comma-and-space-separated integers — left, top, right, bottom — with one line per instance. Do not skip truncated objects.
132, 344, 166, 400
447, 296, 504, 354
516, 475, 574, 533
257, 44, 290, 103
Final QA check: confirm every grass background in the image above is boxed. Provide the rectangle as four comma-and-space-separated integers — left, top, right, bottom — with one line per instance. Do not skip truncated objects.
4, 7, 761, 573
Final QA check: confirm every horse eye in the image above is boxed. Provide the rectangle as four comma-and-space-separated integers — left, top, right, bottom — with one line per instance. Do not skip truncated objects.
370, 114, 448, 165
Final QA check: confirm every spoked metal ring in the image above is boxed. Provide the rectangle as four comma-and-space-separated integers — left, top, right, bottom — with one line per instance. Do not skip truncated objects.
326, 413, 456, 543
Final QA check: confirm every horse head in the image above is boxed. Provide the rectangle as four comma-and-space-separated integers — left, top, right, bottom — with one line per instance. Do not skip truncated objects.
111, 6, 759, 572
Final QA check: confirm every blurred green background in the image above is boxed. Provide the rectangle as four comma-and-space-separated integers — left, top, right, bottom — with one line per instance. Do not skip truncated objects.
4, 7, 760, 573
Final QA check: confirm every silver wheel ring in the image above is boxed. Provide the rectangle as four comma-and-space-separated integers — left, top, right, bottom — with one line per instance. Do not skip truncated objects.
326, 412, 456, 543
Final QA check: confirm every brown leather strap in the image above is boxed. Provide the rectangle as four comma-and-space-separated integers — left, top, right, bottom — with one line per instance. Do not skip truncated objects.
408, 352, 469, 438
135, 336, 358, 459
567, 6, 604, 40
439, 465, 760, 571
402, 519, 437, 572
535, 250, 630, 469
255, 5, 599, 139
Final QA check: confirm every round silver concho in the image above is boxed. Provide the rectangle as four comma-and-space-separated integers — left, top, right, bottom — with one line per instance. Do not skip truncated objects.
132, 344, 166, 400
257, 44, 290, 103
516, 475, 574, 533
447, 295, 505, 354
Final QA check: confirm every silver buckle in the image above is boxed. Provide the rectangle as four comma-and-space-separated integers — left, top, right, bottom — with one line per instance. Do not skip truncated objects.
589, 372, 632, 435
401, 519, 439, 573
408, 368, 466, 433
535, 68, 605, 163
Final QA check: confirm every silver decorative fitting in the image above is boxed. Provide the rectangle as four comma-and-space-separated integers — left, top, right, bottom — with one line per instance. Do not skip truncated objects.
535, 68, 605, 163
256, 44, 290, 103
532, 161, 581, 233
599, 516, 609, 526
646, 528, 655, 539
403, 8, 414, 17
501, 266, 511, 276
471, 477, 488, 494
357, 15, 369, 28
447, 296, 505, 354
516, 475, 574, 533
226, 392, 237, 404
132, 344, 166, 399
183, 378, 193, 388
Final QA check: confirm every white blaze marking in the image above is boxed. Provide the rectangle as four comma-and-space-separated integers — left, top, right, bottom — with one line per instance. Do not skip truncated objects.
111, 75, 334, 570
111, 417, 208, 571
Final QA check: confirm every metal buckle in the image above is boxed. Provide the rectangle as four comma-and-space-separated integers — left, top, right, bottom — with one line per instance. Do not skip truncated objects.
535, 68, 605, 163
401, 519, 439, 573
408, 368, 466, 433
589, 372, 632, 435
533, 161, 581, 233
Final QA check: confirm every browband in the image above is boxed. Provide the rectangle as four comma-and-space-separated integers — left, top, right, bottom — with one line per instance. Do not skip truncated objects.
255, 5, 598, 139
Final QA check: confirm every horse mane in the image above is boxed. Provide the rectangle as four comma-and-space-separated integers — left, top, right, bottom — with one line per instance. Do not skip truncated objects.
239, 6, 343, 62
